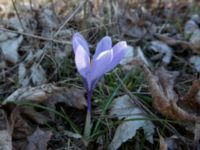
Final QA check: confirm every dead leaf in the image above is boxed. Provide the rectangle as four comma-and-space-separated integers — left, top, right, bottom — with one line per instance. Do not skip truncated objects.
18, 63, 30, 87
190, 29, 200, 53
191, 14, 200, 24
149, 41, 173, 64
27, 127, 52, 150
0, 35, 23, 64
20, 107, 49, 124
190, 56, 200, 72
55, 46, 68, 61
136, 61, 197, 122
38, 8, 58, 37
181, 80, 200, 114
119, 9, 156, 38
0, 109, 12, 150
120, 45, 134, 70
0, 103, 50, 150
0, 130, 12, 150
120, 46, 149, 70
4, 84, 87, 110
184, 20, 199, 36
159, 135, 184, 150
155, 34, 192, 50
30, 63, 46, 85
108, 95, 155, 150
11, 107, 33, 139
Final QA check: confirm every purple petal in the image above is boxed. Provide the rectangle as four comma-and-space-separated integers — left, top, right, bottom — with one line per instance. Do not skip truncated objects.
91, 50, 113, 81
75, 45, 90, 80
93, 36, 112, 59
72, 33, 89, 55
106, 41, 128, 72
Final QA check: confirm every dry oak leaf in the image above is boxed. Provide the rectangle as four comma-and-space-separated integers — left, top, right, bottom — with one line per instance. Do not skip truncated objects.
0, 109, 12, 150
136, 60, 197, 122
4, 84, 87, 110
155, 34, 192, 50
181, 80, 200, 114
109, 95, 155, 150
26, 127, 52, 150
0, 103, 50, 150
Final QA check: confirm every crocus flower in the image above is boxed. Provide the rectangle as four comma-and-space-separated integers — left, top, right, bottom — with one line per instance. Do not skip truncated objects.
72, 33, 127, 138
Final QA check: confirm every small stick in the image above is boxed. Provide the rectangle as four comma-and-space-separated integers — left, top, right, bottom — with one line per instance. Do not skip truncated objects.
11, 0, 25, 31
0, 27, 72, 45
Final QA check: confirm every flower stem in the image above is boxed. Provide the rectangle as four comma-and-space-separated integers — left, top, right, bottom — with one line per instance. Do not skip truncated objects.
83, 90, 92, 140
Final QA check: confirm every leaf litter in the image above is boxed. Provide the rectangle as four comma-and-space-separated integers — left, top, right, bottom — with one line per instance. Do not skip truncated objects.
109, 95, 155, 150
1, 0, 200, 149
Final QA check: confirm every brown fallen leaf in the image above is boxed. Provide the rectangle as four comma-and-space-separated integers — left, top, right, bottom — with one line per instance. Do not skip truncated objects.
155, 34, 192, 50
0, 103, 51, 150
190, 29, 200, 53
133, 58, 197, 122
159, 135, 187, 150
4, 84, 87, 110
10, 107, 33, 140
109, 95, 155, 150
181, 80, 200, 114
20, 107, 49, 124
27, 127, 52, 150
119, 9, 156, 39
0, 109, 12, 150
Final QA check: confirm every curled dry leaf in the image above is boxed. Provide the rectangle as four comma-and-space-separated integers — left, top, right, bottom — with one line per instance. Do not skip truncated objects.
190, 29, 200, 53
31, 63, 46, 85
184, 20, 199, 36
18, 63, 29, 87
159, 135, 185, 150
181, 80, 200, 114
0, 109, 12, 150
38, 8, 58, 37
108, 95, 155, 150
55, 46, 68, 61
135, 59, 197, 122
120, 45, 134, 70
149, 41, 173, 64
191, 14, 200, 24
155, 34, 192, 50
0, 103, 51, 150
119, 8, 157, 39
0, 35, 23, 64
0, 30, 17, 41
18, 51, 47, 87
120, 46, 149, 70
4, 84, 87, 110
190, 56, 200, 72
27, 127, 52, 150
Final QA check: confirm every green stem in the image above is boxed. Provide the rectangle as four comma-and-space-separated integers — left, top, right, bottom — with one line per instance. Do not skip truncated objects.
83, 90, 92, 140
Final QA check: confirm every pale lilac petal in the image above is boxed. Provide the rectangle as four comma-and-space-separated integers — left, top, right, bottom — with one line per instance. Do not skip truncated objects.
105, 41, 128, 72
72, 33, 89, 55
91, 50, 113, 81
93, 36, 112, 59
75, 45, 90, 80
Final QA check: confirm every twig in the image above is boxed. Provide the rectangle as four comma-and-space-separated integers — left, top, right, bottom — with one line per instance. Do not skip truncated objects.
53, 0, 88, 38
38, 0, 89, 64
11, 0, 25, 31
0, 27, 71, 45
